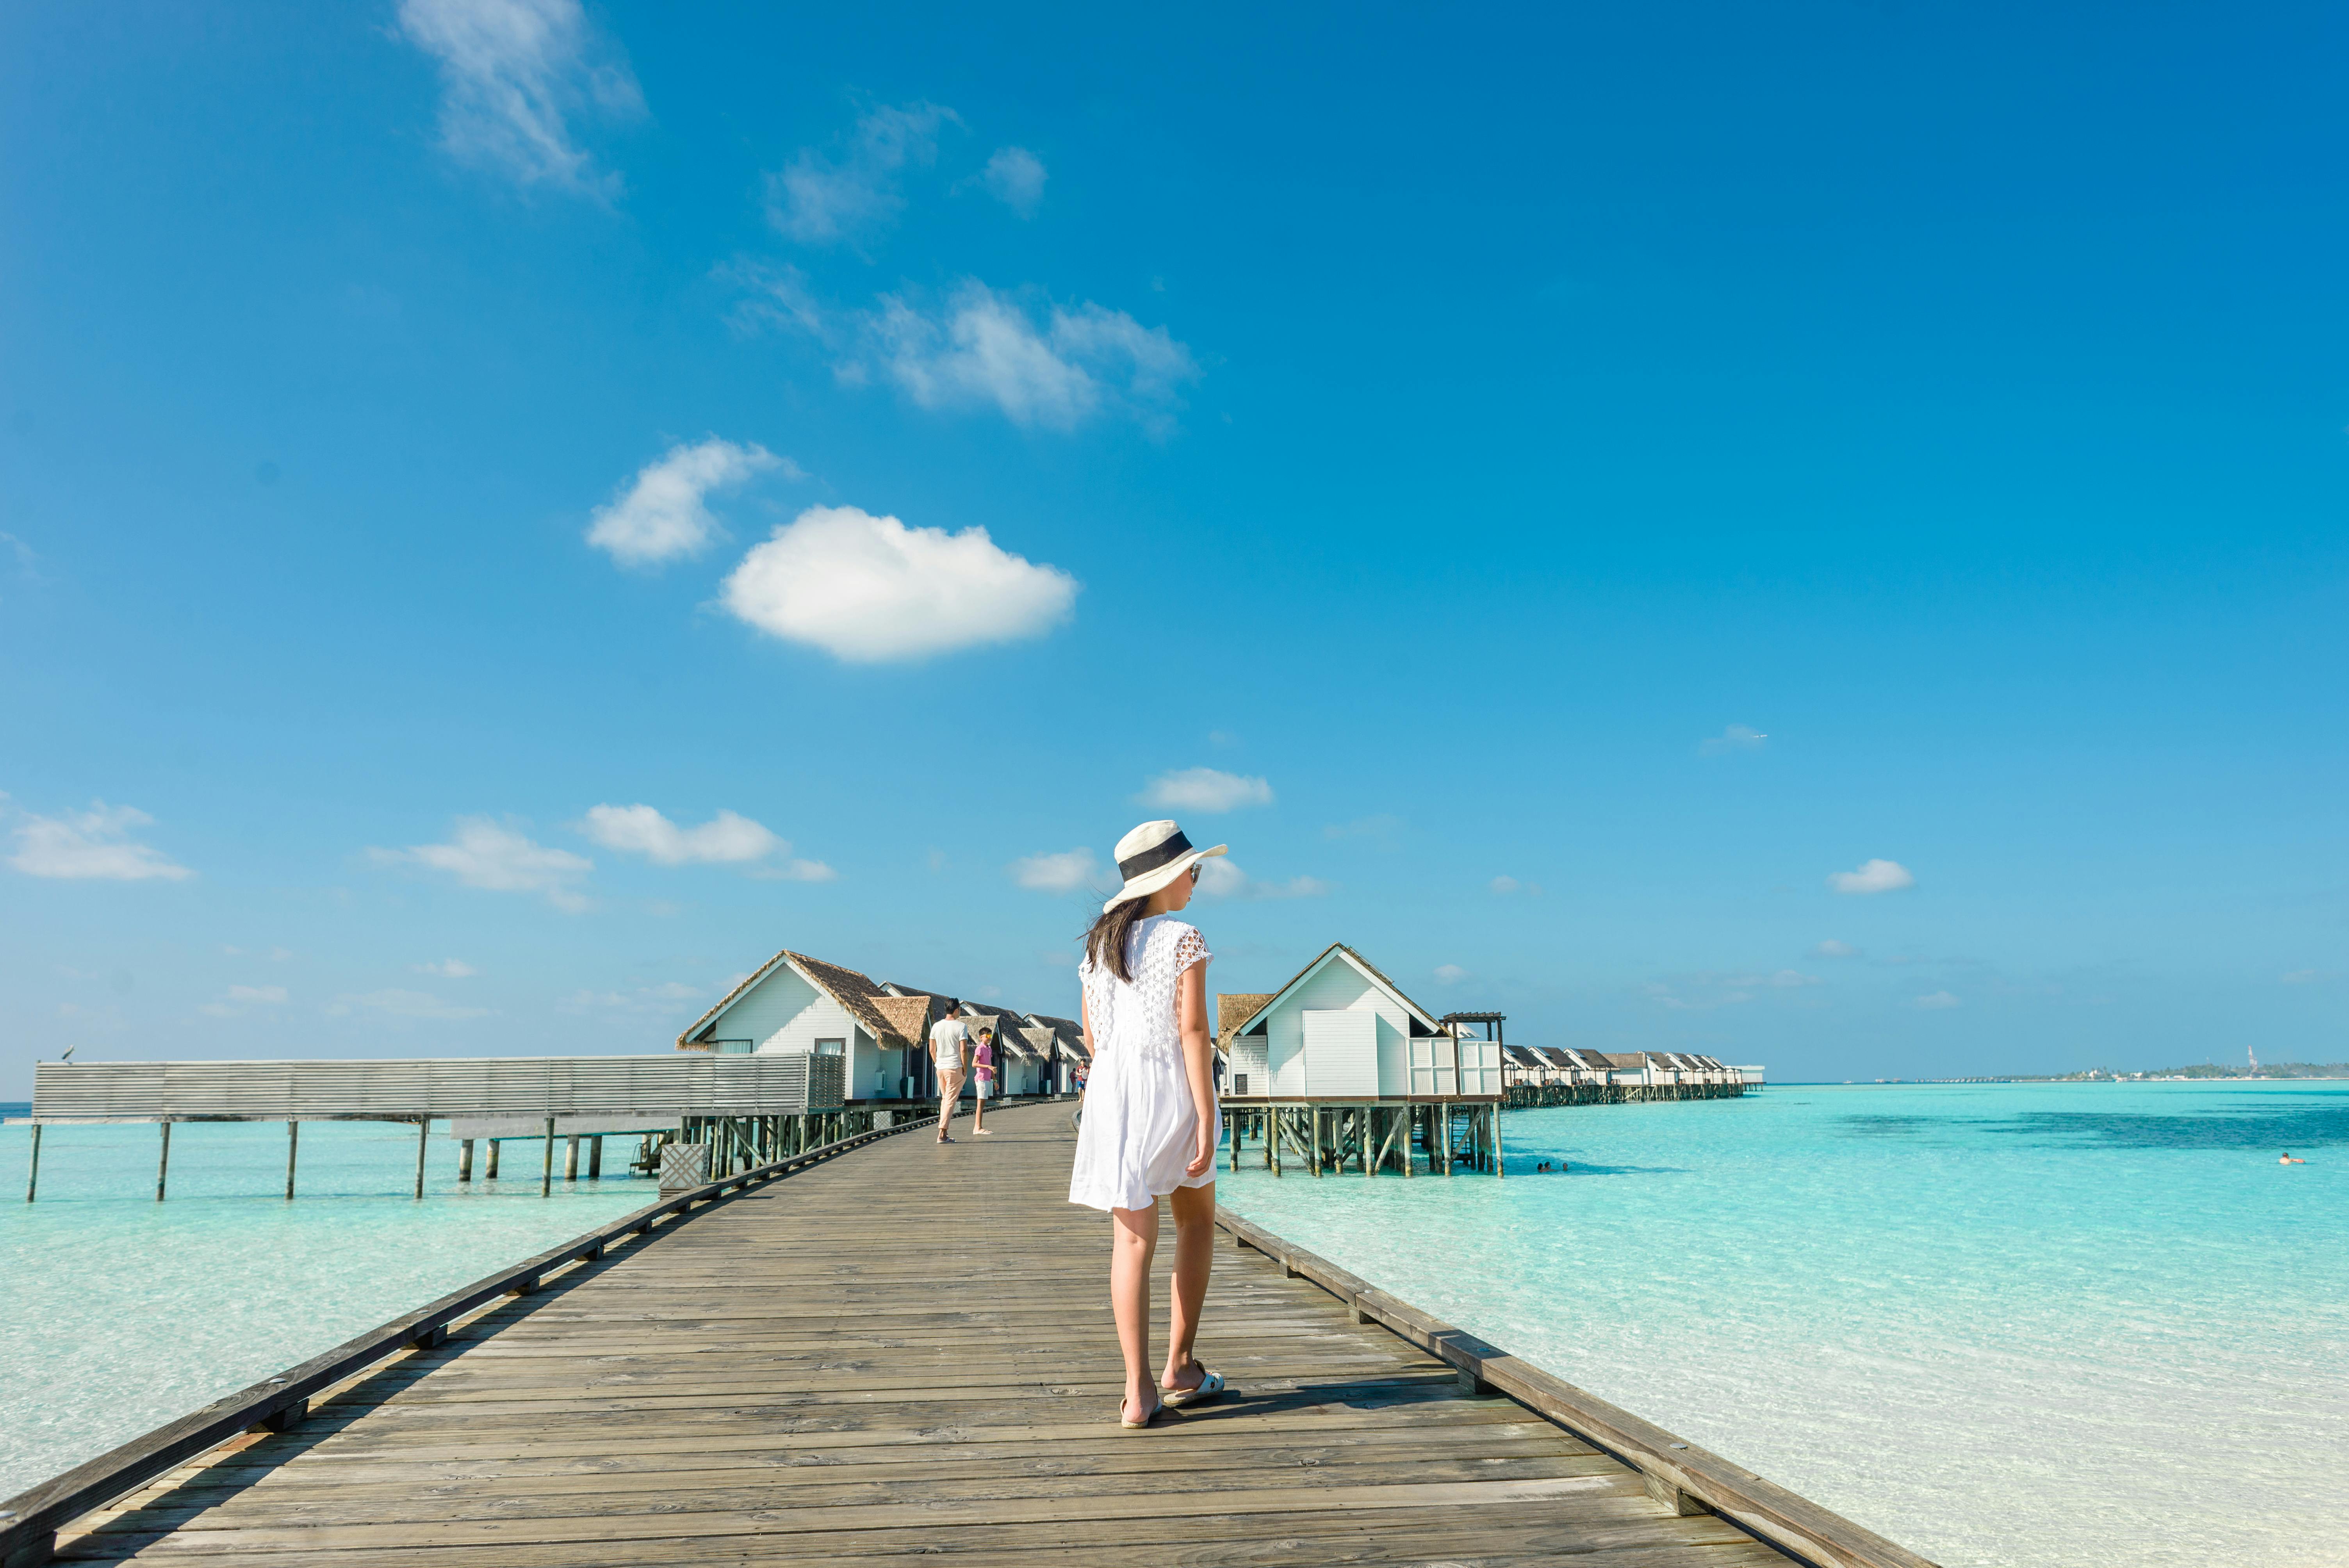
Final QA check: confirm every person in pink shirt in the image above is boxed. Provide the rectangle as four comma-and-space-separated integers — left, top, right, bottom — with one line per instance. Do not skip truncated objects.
971, 1027, 997, 1136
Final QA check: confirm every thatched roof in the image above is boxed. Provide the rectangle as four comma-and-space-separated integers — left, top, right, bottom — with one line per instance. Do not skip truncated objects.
675, 948, 915, 1052
1216, 992, 1276, 1048
869, 994, 934, 1046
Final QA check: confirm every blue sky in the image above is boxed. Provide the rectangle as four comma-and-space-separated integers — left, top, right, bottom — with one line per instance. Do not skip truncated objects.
4, 0, 2346, 1095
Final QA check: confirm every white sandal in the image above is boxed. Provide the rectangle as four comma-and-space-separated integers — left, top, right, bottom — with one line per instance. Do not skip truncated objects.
1161, 1366, 1224, 1409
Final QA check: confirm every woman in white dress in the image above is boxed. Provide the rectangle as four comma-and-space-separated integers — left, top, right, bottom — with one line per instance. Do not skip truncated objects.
1068, 820, 1229, 1429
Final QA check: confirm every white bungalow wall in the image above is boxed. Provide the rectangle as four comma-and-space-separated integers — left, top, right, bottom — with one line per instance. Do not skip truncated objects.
714, 962, 887, 1099
1261, 955, 1419, 1098
1229, 1035, 1271, 1097
1301, 1010, 1378, 1095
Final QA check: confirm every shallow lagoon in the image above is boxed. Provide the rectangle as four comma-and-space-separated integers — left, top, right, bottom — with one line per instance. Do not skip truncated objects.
0, 1115, 647, 1497
1217, 1081, 2349, 1568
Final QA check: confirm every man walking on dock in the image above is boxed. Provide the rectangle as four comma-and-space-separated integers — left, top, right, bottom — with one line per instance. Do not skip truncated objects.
930, 1010, 971, 1143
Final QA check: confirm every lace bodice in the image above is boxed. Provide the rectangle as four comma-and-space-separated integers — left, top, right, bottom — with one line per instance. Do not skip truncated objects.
1078, 916, 1210, 1066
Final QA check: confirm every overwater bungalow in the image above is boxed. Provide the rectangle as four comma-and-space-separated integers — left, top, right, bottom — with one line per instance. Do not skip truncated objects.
672, 948, 921, 1103
1213, 943, 1505, 1177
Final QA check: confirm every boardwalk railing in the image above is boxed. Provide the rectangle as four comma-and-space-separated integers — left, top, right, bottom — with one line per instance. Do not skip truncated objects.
1215, 1207, 1940, 1568
29, 1052, 845, 1122
0, 1112, 936, 1568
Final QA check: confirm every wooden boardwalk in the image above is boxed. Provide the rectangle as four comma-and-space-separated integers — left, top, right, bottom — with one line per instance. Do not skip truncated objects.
57, 1103, 1795, 1568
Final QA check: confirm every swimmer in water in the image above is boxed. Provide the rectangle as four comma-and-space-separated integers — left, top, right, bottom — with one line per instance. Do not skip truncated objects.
2279, 1151, 2306, 1164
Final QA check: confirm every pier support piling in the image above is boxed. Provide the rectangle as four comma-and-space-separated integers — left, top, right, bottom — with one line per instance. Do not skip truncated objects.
25, 1123, 40, 1203
285, 1120, 298, 1200
564, 1134, 580, 1182
156, 1121, 171, 1202
458, 1138, 473, 1182
589, 1136, 603, 1179
540, 1116, 554, 1197
485, 1140, 500, 1180
413, 1119, 429, 1199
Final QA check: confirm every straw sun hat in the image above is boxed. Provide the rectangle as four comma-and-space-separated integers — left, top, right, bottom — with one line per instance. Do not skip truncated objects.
1102, 820, 1228, 913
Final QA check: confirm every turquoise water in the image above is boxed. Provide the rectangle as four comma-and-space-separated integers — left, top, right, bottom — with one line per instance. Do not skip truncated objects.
1218, 1083, 2349, 1568
0, 1117, 649, 1498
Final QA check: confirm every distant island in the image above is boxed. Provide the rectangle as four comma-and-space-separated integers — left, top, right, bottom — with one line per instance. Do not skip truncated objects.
1993, 1062, 2349, 1082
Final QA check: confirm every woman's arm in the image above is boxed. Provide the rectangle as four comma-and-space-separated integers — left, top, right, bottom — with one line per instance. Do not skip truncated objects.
1178, 959, 1217, 1176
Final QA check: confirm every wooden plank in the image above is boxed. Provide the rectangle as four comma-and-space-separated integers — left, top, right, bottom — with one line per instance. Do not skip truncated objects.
38, 1103, 1924, 1568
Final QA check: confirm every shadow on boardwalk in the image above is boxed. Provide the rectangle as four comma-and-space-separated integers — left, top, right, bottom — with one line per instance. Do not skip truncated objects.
57, 1103, 1789, 1567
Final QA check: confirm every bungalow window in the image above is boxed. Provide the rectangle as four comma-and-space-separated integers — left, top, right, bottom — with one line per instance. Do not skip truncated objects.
814, 1038, 845, 1056
713, 1039, 754, 1055
1232, 1073, 1249, 1097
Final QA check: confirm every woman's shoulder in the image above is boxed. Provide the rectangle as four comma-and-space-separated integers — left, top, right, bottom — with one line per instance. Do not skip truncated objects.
1155, 916, 1210, 957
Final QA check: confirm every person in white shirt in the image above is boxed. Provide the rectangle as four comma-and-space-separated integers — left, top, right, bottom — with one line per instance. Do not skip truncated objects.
929, 1012, 971, 1143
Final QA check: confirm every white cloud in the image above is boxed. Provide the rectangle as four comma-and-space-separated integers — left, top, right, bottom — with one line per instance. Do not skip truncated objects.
586, 438, 789, 566
371, 817, 592, 911
721, 504, 1077, 663
226, 985, 289, 1005
1141, 768, 1273, 813
1829, 858, 1915, 895
1196, 858, 1330, 901
1700, 724, 1768, 755
976, 146, 1046, 216
396, 0, 642, 196
2280, 969, 2331, 985
1323, 813, 1403, 846
1914, 990, 1961, 1010
749, 858, 838, 883
1729, 969, 1821, 989
326, 988, 495, 1021
1433, 963, 1467, 985
413, 959, 480, 978
727, 261, 836, 343
581, 804, 784, 865
1010, 848, 1100, 893
1490, 875, 1519, 895
860, 280, 1199, 433
766, 102, 959, 247
9, 801, 193, 882
1814, 939, 1857, 959
559, 980, 704, 1014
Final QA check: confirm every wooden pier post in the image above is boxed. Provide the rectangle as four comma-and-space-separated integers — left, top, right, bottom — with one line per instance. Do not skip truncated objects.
413, 1119, 430, 1199
156, 1120, 171, 1202
564, 1134, 581, 1182
589, 1136, 603, 1179
1309, 1107, 1322, 1177
285, 1120, 298, 1199
485, 1139, 500, 1180
540, 1116, 554, 1197
25, 1122, 40, 1203
1440, 1103, 1452, 1177
458, 1138, 473, 1182
1492, 1104, 1504, 1178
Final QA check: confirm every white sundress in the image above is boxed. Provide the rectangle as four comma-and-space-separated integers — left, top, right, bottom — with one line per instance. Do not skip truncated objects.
1068, 915, 1217, 1213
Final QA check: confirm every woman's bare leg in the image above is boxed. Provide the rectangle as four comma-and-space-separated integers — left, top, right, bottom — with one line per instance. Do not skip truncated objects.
1162, 1181, 1215, 1392
1110, 1202, 1160, 1421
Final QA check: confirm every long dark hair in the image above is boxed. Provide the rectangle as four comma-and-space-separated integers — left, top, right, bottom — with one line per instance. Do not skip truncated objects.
1083, 897, 1151, 983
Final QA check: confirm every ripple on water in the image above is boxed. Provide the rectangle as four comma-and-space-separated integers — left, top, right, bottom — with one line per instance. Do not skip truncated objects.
1217, 1082, 2349, 1568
